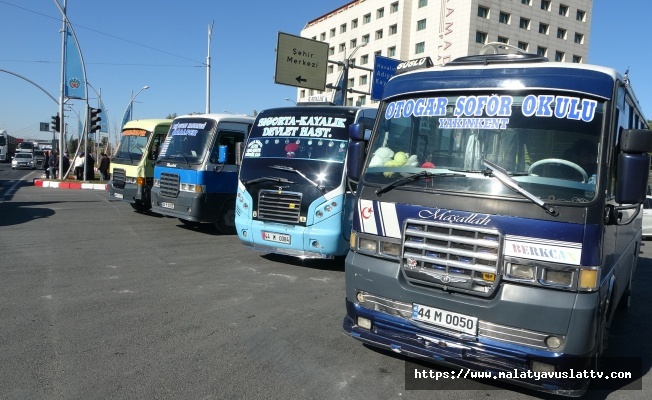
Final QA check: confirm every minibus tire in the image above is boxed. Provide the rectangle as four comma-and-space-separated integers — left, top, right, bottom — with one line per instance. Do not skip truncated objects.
130, 200, 151, 213
215, 199, 236, 235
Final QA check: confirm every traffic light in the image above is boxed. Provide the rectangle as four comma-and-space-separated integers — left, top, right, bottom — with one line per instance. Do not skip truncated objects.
51, 113, 60, 132
88, 107, 102, 133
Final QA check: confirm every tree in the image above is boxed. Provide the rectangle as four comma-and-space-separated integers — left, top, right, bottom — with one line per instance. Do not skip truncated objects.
166, 113, 178, 119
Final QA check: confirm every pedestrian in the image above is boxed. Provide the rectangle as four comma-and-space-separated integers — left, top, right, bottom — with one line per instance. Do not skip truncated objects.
43, 151, 50, 179
48, 151, 58, 179
85, 151, 95, 181
74, 152, 84, 180
98, 152, 110, 181
62, 152, 70, 179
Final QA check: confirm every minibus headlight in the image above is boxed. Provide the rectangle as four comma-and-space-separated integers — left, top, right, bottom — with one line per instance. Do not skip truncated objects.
381, 241, 400, 257
153, 178, 160, 187
359, 238, 377, 253
508, 263, 536, 280
180, 183, 204, 193
542, 269, 573, 287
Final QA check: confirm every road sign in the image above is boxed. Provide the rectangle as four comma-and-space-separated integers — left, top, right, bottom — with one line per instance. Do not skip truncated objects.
371, 55, 401, 101
40, 122, 50, 132
275, 32, 329, 91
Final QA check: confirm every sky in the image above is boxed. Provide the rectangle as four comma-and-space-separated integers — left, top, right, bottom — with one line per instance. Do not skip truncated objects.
0, 0, 650, 143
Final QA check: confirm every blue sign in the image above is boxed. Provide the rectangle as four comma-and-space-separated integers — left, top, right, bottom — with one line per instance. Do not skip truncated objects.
371, 55, 401, 101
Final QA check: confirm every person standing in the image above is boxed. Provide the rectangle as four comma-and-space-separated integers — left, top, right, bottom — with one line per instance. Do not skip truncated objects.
62, 152, 70, 179
74, 152, 84, 180
98, 152, 110, 181
43, 151, 50, 179
48, 151, 58, 179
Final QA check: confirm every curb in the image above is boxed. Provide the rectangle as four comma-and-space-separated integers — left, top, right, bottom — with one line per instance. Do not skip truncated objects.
34, 179, 107, 191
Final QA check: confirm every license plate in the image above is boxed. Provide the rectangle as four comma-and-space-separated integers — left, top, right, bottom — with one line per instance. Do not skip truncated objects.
262, 231, 291, 244
113, 193, 124, 199
161, 202, 175, 209
412, 303, 478, 336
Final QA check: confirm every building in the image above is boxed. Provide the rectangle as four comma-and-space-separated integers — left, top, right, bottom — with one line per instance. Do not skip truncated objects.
299, 0, 593, 106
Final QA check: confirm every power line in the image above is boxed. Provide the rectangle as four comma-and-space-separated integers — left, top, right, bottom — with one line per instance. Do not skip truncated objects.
0, 0, 205, 66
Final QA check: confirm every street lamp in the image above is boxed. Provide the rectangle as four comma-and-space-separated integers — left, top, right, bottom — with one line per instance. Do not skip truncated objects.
121, 85, 149, 128
284, 98, 297, 105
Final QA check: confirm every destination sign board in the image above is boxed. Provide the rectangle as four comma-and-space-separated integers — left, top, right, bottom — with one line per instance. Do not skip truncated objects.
275, 32, 329, 91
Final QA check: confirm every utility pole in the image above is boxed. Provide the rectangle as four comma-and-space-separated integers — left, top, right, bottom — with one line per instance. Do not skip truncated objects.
206, 21, 214, 114
57, 0, 67, 177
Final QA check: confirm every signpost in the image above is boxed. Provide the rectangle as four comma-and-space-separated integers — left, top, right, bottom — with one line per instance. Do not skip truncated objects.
371, 55, 401, 101
40, 122, 50, 132
275, 32, 329, 91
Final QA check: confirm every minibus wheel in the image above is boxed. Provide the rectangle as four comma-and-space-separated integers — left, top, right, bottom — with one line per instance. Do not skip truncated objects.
215, 199, 236, 235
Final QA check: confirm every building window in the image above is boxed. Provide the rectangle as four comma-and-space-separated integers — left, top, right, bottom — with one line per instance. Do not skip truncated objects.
330, 28, 336, 38
541, 0, 550, 11
339, 43, 346, 53
576, 10, 586, 22
417, 19, 427, 31
377, 8, 384, 19
349, 57, 356, 66
362, 34, 370, 44
475, 31, 487, 44
518, 41, 528, 51
415, 42, 425, 54
348, 78, 355, 88
361, 54, 369, 64
329, 47, 334, 56
363, 13, 371, 24
352, 18, 358, 29
521, 0, 531, 5
477, 6, 489, 19
340, 23, 347, 34
328, 65, 334, 74
499, 12, 511, 24
519, 18, 530, 30
391, 2, 399, 13
359, 75, 368, 85
389, 24, 398, 35
375, 50, 381, 57
539, 23, 549, 34
375, 29, 383, 40
557, 28, 567, 39
358, 96, 366, 106
559, 4, 569, 16
555, 51, 565, 62
572, 55, 582, 63
574, 33, 584, 44
498, 36, 509, 44
320, 32, 326, 41
388, 46, 396, 57
537, 46, 547, 57
419, 0, 428, 8
350, 38, 357, 48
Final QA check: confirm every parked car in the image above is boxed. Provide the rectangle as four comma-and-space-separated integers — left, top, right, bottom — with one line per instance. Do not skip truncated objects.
11, 152, 36, 170
642, 196, 652, 239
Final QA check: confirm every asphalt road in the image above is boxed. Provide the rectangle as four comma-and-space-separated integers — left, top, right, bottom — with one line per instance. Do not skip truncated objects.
1, 166, 650, 400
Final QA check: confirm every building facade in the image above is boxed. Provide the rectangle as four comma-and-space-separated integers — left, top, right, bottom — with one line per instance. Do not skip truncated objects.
299, 0, 593, 106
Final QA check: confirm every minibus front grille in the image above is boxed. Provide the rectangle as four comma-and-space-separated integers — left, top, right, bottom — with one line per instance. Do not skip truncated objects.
401, 219, 502, 297
160, 173, 180, 198
113, 168, 126, 189
257, 190, 302, 224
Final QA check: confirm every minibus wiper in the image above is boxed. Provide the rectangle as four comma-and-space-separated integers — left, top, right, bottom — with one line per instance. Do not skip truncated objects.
268, 165, 326, 194
375, 171, 465, 196
241, 176, 295, 185
176, 152, 191, 168
482, 159, 559, 216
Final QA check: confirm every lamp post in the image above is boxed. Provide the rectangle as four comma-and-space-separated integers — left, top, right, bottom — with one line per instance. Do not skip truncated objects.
121, 85, 149, 128
284, 98, 297, 105
327, 43, 368, 106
